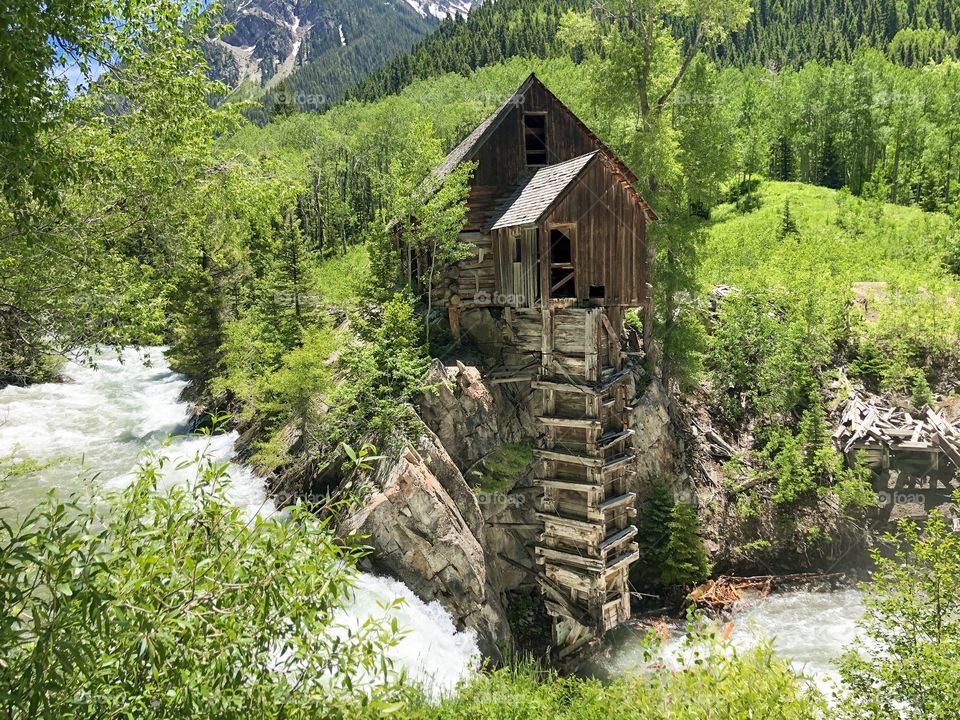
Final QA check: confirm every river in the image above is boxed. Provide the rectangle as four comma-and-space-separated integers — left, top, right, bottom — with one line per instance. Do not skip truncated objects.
0, 348, 865, 698
584, 588, 864, 697
0, 348, 479, 697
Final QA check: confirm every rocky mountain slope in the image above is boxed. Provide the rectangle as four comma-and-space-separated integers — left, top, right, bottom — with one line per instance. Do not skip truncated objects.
205, 0, 480, 109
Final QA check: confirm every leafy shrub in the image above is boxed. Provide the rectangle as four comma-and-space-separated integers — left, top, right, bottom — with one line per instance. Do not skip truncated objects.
708, 290, 837, 427
759, 392, 873, 507
467, 443, 533, 493
635, 483, 711, 590
332, 292, 430, 443
634, 482, 676, 590
413, 638, 822, 719
0, 455, 406, 719
735, 190, 761, 214
837, 506, 960, 720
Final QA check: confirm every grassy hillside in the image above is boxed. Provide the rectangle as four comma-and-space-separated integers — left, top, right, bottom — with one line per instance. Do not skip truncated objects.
704, 180, 955, 296
691, 180, 959, 569
701, 180, 959, 383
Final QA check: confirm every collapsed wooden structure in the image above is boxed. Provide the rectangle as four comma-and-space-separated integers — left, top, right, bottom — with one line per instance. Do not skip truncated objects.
419, 74, 657, 653
835, 390, 960, 486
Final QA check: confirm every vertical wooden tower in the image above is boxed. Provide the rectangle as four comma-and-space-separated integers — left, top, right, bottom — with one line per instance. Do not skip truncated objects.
532, 307, 639, 654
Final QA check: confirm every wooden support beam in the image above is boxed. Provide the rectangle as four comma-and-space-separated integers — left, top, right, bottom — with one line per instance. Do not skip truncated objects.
535, 546, 605, 572
532, 378, 598, 395
598, 525, 639, 554
536, 478, 602, 493
537, 416, 603, 429
535, 448, 605, 467
597, 429, 635, 449
597, 492, 637, 513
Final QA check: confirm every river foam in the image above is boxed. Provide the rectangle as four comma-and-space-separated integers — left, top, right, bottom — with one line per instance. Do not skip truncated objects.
583, 588, 865, 698
0, 347, 478, 695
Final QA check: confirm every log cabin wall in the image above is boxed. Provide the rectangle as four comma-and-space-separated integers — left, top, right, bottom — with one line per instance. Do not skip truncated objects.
539, 159, 649, 307
436, 76, 652, 314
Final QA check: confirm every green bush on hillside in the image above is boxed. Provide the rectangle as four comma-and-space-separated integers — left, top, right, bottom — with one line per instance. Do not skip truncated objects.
635, 483, 711, 590
413, 641, 822, 719
0, 455, 406, 719
837, 504, 960, 720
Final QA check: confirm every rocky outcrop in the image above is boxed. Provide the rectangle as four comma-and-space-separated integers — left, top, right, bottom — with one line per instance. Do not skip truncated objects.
628, 378, 685, 499
421, 360, 538, 469
341, 427, 511, 659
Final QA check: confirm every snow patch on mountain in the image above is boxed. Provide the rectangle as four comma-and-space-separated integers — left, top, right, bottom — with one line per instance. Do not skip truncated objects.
403, 0, 477, 20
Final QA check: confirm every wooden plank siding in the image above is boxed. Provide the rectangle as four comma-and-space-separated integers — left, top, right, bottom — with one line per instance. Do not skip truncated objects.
539, 157, 648, 307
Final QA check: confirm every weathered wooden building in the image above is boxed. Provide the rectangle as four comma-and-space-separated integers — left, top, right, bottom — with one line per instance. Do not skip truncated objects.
429, 74, 657, 655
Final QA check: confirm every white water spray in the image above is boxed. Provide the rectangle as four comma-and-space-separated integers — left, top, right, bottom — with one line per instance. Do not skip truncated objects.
0, 348, 478, 696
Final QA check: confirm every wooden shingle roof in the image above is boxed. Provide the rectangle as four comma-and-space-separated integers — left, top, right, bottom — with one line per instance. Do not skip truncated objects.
485, 152, 598, 231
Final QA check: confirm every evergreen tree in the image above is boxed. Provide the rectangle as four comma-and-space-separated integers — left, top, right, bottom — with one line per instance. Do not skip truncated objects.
662, 502, 712, 587
778, 197, 800, 240
633, 482, 676, 590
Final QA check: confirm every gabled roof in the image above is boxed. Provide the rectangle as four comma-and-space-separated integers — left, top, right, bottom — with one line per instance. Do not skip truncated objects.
433, 73, 639, 186
485, 152, 598, 231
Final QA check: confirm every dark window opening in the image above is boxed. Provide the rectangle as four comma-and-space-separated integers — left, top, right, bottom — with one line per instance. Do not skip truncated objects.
551, 268, 576, 298
524, 113, 547, 166
549, 228, 572, 264
513, 236, 523, 263
549, 227, 576, 299
589, 285, 606, 300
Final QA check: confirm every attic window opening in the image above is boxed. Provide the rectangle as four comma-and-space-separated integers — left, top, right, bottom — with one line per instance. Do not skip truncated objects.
513, 236, 522, 263
524, 113, 548, 166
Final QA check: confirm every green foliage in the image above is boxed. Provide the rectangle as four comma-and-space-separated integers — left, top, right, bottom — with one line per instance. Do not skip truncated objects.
733, 490, 763, 519
1, 0, 232, 384
412, 640, 821, 718
703, 0, 958, 69
654, 219, 709, 390
709, 290, 837, 427
634, 482, 676, 590
758, 392, 873, 507
349, 0, 590, 103
837, 506, 960, 720
333, 293, 431, 444
404, 162, 474, 342
635, 483, 711, 590
467, 444, 534, 494
663, 502, 713, 587
0, 455, 406, 719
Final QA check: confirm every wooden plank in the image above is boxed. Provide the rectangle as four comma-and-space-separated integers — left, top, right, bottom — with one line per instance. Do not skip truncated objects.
536, 478, 602, 493
603, 544, 640, 576
487, 373, 536, 384
597, 429, 635, 448
597, 492, 637, 512
538, 416, 603, 429
598, 525, 638, 553
535, 546, 604, 572
535, 448, 604, 467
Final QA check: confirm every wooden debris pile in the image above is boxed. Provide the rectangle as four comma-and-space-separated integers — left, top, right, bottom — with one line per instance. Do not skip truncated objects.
687, 576, 772, 612
834, 391, 960, 469
687, 573, 845, 613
